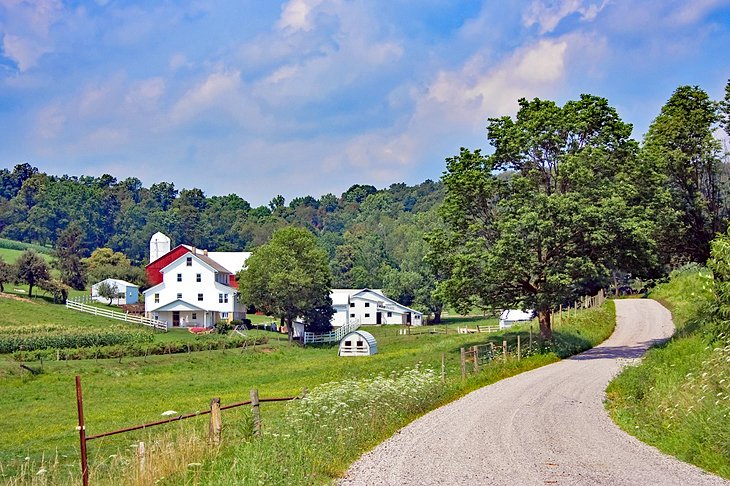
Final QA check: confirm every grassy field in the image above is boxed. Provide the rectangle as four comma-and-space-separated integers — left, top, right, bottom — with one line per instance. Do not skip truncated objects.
606, 266, 730, 479
0, 295, 616, 485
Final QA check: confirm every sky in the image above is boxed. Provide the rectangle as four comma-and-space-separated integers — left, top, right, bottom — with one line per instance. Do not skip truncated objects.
1, 0, 729, 206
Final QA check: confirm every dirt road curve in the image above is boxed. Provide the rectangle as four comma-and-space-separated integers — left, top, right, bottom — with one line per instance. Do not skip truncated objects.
339, 300, 730, 485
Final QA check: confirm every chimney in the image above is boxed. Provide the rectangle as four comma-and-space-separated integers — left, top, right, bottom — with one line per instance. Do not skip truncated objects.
192, 246, 196, 254
204, 249, 208, 256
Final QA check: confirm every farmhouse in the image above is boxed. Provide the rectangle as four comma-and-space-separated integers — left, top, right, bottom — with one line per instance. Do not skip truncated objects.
331, 288, 423, 327
90, 278, 139, 305
143, 233, 250, 329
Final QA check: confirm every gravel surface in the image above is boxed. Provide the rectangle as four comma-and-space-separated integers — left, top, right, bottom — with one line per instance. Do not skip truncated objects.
339, 299, 730, 485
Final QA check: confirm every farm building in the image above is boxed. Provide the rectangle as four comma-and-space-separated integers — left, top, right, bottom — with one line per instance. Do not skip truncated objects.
91, 278, 139, 305
338, 330, 378, 356
143, 233, 250, 329
331, 289, 423, 327
499, 309, 535, 329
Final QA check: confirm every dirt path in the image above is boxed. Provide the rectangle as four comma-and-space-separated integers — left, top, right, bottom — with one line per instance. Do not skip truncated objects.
339, 300, 729, 485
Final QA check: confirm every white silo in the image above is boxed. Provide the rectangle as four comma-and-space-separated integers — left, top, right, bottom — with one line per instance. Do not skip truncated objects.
150, 232, 171, 263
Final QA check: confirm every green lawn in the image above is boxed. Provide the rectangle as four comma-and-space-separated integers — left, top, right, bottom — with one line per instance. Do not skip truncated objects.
0, 247, 54, 265
0, 295, 616, 485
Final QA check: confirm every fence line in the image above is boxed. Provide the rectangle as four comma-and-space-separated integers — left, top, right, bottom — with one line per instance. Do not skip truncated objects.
74, 375, 303, 486
65, 298, 167, 332
303, 318, 360, 344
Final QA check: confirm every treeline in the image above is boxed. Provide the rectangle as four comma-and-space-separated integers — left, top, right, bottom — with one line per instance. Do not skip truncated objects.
0, 166, 444, 303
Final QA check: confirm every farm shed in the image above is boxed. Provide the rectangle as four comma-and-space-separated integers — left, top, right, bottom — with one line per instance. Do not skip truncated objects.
91, 278, 139, 305
499, 309, 534, 329
338, 330, 378, 357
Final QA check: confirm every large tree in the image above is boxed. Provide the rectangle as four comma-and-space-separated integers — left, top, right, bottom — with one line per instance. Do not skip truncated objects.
642, 85, 725, 264
237, 226, 334, 342
15, 250, 51, 298
435, 95, 658, 339
53, 223, 87, 290
0, 257, 11, 292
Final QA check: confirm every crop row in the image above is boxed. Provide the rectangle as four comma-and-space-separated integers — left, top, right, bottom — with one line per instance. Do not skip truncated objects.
12, 335, 268, 361
0, 330, 153, 354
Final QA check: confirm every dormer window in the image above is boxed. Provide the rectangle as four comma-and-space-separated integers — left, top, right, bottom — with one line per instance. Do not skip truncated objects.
186, 257, 192, 266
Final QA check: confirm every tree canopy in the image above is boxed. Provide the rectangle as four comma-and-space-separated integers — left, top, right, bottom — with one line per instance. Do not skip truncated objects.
15, 250, 51, 298
237, 227, 334, 341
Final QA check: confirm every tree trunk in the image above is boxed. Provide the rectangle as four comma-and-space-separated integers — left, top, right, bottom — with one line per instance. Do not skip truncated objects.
28, 284, 33, 298
286, 316, 293, 343
537, 309, 552, 340
432, 310, 442, 324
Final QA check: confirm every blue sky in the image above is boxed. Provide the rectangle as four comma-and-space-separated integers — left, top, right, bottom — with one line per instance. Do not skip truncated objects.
1, 0, 729, 206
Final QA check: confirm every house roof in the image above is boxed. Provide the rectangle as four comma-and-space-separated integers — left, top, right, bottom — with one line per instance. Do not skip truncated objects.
159, 250, 230, 275
331, 288, 385, 306
148, 299, 206, 313
94, 278, 138, 288
206, 251, 251, 274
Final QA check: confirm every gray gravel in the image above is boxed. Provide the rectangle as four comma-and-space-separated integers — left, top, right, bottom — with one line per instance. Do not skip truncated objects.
338, 299, 730, 485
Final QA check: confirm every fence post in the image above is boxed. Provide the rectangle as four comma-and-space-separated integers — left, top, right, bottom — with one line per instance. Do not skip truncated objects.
75, 376, 89, 486
472, 346, 479, 372
251, 389, 261, 436
517, 335, 521, 360
529, 325, 533, 352
460, 347, 466, 380
559, 304, 562, 325
441, 352, 445, 383
503, 340, 507, 361
138, 441, 146, 476
209, 398, 222, 446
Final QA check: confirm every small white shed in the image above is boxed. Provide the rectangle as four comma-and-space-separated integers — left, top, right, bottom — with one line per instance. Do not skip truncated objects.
338, 330, 378, 356
91, 278, 139, 305
499, 309, 535, 329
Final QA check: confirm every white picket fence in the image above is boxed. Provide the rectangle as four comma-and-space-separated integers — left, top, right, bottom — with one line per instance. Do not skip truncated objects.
303, 319, 360, 345
65, 298, 167, 331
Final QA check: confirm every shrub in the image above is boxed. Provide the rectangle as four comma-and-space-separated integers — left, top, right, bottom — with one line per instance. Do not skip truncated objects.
214, 320, 233, 334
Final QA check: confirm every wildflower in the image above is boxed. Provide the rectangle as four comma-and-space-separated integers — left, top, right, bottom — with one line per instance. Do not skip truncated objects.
161, 410, 178, 416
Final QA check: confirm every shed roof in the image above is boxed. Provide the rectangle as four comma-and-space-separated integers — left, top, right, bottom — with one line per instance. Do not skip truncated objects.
94, 278, 138, 288
340, 330, 377, 348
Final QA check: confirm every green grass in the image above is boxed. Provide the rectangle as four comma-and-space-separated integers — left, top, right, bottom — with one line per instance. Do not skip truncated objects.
606, 267, 730, 479
0, 297, 616, 485
0, 247, 54, 265
0, 238, 53, 255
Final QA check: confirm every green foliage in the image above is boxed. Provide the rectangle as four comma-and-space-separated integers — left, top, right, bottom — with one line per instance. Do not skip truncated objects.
214, 319, 233, 334
0, 237, 51, 254
238, 227, 334, 340
606, 267, 730, 479
435, 95, 656, 339
0, 256, 10, 292
83, 248, 146, 287
0, 328, 152, 354
641, 85, 726, 264
14, 249, 51, 298
52, 223, 87, 290
96, 280, 120, 305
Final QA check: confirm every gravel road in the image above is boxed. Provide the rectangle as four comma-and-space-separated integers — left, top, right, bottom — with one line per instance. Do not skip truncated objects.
339, 299, 730, 485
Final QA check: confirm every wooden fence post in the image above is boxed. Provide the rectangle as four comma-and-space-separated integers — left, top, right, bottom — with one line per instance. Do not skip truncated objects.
75, 376, 89, 486
209, 398, 222, 446
502, 340, 507, 361
529, 326, 532, 352
559, 304, 562, 325
460, 347, 466, 380
138, 441, 146, 476
472, 346, 479, 373
517, 335, 521, 360
251, 389, 261, 436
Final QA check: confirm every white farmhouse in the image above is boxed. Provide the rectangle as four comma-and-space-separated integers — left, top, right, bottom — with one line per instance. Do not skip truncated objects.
331, 289, 423, 327
143, 234, 249, 329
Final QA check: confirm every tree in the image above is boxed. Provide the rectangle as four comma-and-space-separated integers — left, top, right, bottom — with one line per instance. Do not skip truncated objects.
15, 250, 51, 298
0, 256, 11, 292
641, 85, 725, 264
96, 281, 120, 305
237, 227, 334, 342
53, 223, 87, 290
435, 95, 657, 340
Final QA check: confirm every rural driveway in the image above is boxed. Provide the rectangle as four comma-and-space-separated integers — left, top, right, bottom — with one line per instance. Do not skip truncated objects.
339, 299, 729, 485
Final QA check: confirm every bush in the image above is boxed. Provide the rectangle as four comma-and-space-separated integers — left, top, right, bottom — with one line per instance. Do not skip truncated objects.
214, 320, 233, 334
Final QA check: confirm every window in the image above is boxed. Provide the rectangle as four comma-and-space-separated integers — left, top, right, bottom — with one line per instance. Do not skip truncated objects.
219, 293, 223, 303
198, 293, 204, 301
154, 293, 159, 303
344, 340, 351, 347
177, 273, 182, 282
186, 256, 192, 266
153, 312, 159, 320
196, 273, 201, 282
192, 313, 197, 320
364, 302, 370, 307
357, 340, 364, 347
224, 294, 228, 303
221, 312, 228, 319
364, 313, 370, 318
177, 293, 182, 299
349, 302, 355, 308
387, 312, 392, 317
350, 313, 355, 318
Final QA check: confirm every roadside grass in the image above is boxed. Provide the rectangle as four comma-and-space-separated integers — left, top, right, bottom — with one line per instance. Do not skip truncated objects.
0, 298, 615, 485
605, 267, 730, 479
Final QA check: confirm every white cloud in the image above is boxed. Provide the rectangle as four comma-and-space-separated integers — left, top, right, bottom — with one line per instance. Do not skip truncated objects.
277, 0, 326, 32
170, 70, 242, 124
523, 0, 608, 34
0, 0, 64, 71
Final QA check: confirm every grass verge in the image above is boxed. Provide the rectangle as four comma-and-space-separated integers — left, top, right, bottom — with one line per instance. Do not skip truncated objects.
605, 266, 730, 479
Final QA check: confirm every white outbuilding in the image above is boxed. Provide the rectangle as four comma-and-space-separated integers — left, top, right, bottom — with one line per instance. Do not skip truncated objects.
338, 330, 378, 357
499, 309, 535, 329
91, 278, 139, 305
